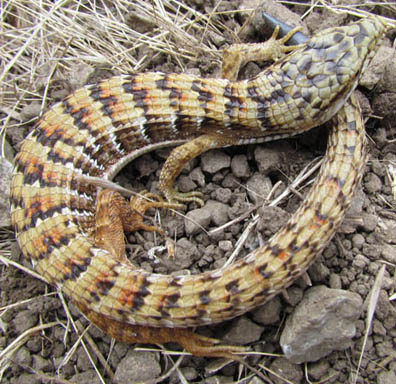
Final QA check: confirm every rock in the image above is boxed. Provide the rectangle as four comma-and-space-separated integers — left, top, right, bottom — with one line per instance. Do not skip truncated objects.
328, 273, 342, 289
77, 345, 98, 371
190, 167, 205, 187
382, 244, 396, 264
68, 63, 95, 89
20, 102, 42, 120
364, 173, 382, 194
15, 374, 40, 384
254, 145, 283, 175
218, 240, 232, 252
222, 316, 264, 345
351, 234, 365, 249
0, 157, 13, 227
206, 200, 229, 226
32, 355, 52, 372
185, 207, 211, 235
0, 137, 14, 161
360, 46, 393, 90
252, 296, 282, 325
177, 175, 197, 193
372, 92, 396, 126
14, 310, 38, 334
214, 187, 231, 204
308, 262, 329, 283
70, 370, 102, 384
246, 173, 272, 205
280, 286, 362, 363
377, 370, 396, 384
361, 213, 378, 232
257, 206, 290, 237
308, 360, 330, 381
377, 45, 396, 93
135, 153, 159, 178
170, 238, 198, 271
285, 286, 304, 306
114, 351, 161, 384
231, 154, 251, 178
269, 357, 303, 384
201, 149, 230, 174
352, 254, 370, 270
170, 366, 198, 383
14, 346, 32, 367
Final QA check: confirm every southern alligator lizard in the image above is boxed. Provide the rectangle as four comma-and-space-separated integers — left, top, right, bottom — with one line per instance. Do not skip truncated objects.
10, 17, 385, 357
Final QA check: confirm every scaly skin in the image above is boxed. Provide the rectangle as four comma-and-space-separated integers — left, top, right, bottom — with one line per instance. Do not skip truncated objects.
10, 18, 384, 355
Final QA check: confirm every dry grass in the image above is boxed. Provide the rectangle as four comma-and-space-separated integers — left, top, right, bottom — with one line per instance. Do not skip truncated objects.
1, 0, 395, 139
1, 0, 396, 383
0, 0, 243, 125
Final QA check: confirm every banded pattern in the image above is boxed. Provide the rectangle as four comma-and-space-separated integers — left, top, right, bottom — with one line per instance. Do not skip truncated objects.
10, 18, 384, 338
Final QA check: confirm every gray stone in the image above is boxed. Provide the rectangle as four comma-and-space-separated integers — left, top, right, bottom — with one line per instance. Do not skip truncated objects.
201, 149, 230, 174
377, 370, 396, 384
114, 351, 161, 384
329, 273, 342, 289
14, 310, 38, 334
14, 346, 32, 367
214, 187, 232, 204
218, 240, 233, 252
252, 296, 282, 325
362, 213, 378, 232
308, 360, 330, 380
280, 286, 362, 363
231, 154, 250, 178
254, 144, 284, 174
352, 254, 370, 270
77, 345, 98, 371
190, 167, 205, 187
177, 175, 197, 193
247, 173, 272, 204
223, 316, 263, 345
360, 46, 393, 90
382, 244, 396, 264
364, 173, 382, 194
32, 355, 52, 372
0, 157, 13, 226
16, 374, 40, 384
351, 234, 365, 249
257, 206, 290, 237
206, 200, 229, 226
185, 207, 211, 235
71, 370, 102, 384
269, 357, 303, 384
135, 153, 158, 177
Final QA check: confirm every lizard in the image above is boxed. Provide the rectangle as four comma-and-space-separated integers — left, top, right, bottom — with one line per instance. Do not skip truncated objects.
10, 16, 386, 358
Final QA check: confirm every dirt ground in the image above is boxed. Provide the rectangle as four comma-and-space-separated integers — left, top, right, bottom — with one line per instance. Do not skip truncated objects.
1, 1, 396, 383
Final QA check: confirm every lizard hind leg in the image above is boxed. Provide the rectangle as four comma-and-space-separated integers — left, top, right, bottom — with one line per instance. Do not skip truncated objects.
77, 300, 246, 359
94, 189, 182, 261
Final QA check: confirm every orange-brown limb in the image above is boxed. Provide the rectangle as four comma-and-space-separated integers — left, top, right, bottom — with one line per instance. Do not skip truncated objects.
78, 301, 246, 358
94, 190, 182, 261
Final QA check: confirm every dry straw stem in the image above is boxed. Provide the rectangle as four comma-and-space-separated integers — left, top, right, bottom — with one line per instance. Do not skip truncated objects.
0, 321, 60, 380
